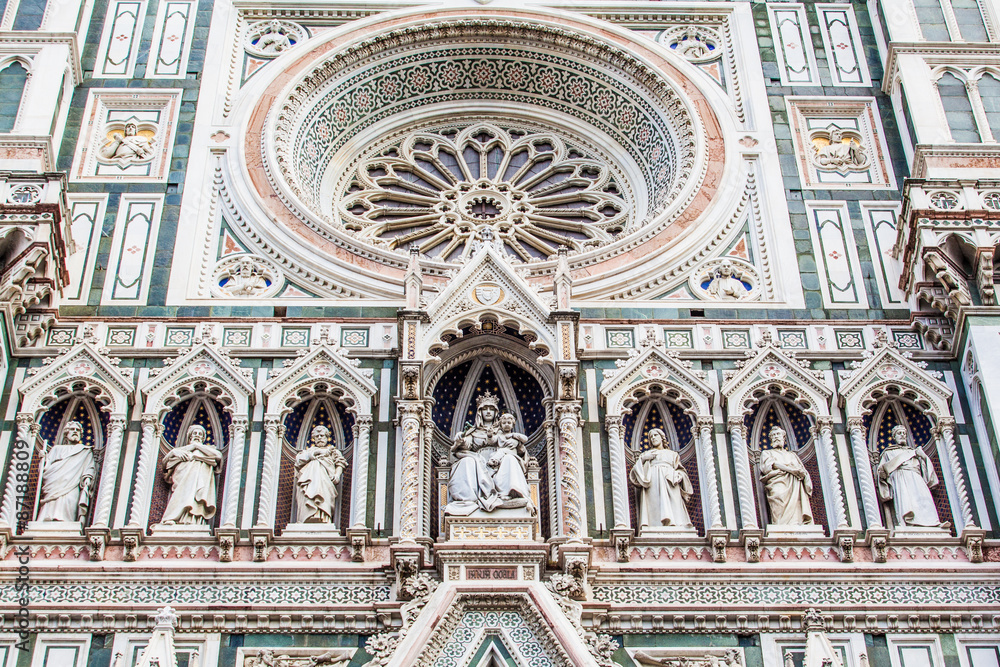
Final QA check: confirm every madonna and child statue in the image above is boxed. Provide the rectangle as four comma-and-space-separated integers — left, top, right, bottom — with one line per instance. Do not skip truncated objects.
445, 391, 536, 518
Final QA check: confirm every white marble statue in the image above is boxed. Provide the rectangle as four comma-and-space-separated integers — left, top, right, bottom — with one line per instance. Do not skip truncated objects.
160, 425, 223, 525
221, 257, 269, 296
707, 260, 750, 300
629, 428, 694, 530
294, 425, 348, 524
877, 424, 946, 528
446, 392, 533, 516
255, 20, 293, 54
98, 122, 155, 164
759, 426, 814, 526
36, 421, 96, 522
813, 126, 867, 169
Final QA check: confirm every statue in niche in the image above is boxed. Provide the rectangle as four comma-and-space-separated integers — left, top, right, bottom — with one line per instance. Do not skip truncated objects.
98, 121, 155, 165
221, 257, 270, 297
759, 426, 814, 526
629, 427, 694, 530
812, 126, 868, 170
36, 421, 96, 522
877, 424, 948, 528
254, 20, 293, 55
446, 392, 534, 516
160, 425, 222, 525
294, 425, 348, 524
706, 260, 750, 301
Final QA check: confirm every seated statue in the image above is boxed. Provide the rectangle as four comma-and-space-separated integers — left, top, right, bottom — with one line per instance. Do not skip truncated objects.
877, 424, 947, 529
759, 426, 814, 526
160, 425, 222, 525
446, 392, 534, 516
36, 421, 96, 523
295, 425, 348, 524
629, 428, 694, 530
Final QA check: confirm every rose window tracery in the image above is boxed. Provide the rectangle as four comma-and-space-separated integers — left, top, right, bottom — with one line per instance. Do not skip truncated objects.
339, 123, 629, 261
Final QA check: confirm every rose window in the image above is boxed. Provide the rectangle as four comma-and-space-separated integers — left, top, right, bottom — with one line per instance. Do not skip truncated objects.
338, 123, 629, 262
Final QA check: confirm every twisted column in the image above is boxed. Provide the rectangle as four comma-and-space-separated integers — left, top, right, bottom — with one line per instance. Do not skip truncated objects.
0, 413, 36, 527
938, 417, 977, 529
254, 416, 282, 528
604, 416, 631, 531
351, 415, 373, 529
698, 416, 723, 529
728, 416, 758, 530
90, 415, 128, 528
556, 403, 584, 541
847, 417, 883, 529
221, 416, 249, 528
397, 403, 423, 543
816, 417, 849, 529
126, 414, 160, 528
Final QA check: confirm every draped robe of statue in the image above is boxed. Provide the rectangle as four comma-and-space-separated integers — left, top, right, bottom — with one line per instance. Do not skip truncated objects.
160, 425, 223, 525
446, 400, 502, 516
36, 422, 96, 522
877, 426, 942, 528
759, 430, 814, 526
492, 415, 531, 503
629, 429, 694, 529
294, 426, 348, 524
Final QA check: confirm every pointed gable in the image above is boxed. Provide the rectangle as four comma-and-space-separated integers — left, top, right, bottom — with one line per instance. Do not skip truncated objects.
600, 332, 714, 417
141, 342, 255, 415
20, 340, 134, 415
264, 342, 377, 416
423, 246, 557, 358
722, 331, 833, 416
839, 331, 952, 419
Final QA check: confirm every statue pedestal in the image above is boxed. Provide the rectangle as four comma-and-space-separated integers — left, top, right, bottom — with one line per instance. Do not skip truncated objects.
890, 524, 952, 540
280, 522, 343, 540
149, 523, 213, 539
444, 511, 539, 542
636, 525, 700, 539
764, 524, 825, 539
23, 520, 84, 540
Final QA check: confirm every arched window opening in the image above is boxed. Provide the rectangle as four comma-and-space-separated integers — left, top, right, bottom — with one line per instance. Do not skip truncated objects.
276, 392, 354, 532
0, 62, 28, 133
147, 395, 231, 529
939, 72, 982, 142
863, 393, 955, 533
623, 395, 701, 535
745, 394, 829, 533
22, 389, 108, 532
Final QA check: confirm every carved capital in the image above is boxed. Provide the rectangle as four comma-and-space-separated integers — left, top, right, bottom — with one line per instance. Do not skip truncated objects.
14, 413, 34, 428
231, 416, 249, 430
846, 416, 865, 432
726, 416, 746, 436
398, 402, 424, 420
604, 415, 622, 432
556, 403, 581, 424
815, 416, 834, 432
263, 416, 280, 434
697, 415, 715, 431
936, 416, 957, 434
355, 415, 374, 429
140, 413, 159, 430
107, 414, 128, 432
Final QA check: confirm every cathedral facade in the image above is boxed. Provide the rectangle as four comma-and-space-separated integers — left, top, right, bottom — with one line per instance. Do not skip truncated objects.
0, 0, 999, 664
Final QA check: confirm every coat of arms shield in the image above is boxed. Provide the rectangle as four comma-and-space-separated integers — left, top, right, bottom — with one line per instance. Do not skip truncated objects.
474, 284, 502, 305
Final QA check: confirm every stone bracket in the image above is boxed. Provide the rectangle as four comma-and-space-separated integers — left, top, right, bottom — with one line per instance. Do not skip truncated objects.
865, 528, 890, 564
833, 529, 856, 563
962, 527, 987, 563
611, 528, 633, 563
249, 527, 272, 563
740, 529, 763, 563
85, 526, 110, 562
120, 527, 144, 563
347, 527, 370, 563
707, 528, 729, 563
216, 527, 239, 563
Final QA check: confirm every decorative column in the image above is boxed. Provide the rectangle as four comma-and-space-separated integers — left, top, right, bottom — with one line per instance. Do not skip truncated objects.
90, 415, 128, 528
815, 417, 849, 529
727, 416, 758, 530
937, 417, 977, 530
220, 416, 249, 528
397, 403, 423, 544
846, 417, 883, 529
555, 403, 584, 542
698, 416, 723, 529
350, 415, 373, 529
254, 416, 282, 528
126, 414, 161, 528
0, 413, 36, 528
604, 416, 631, 531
